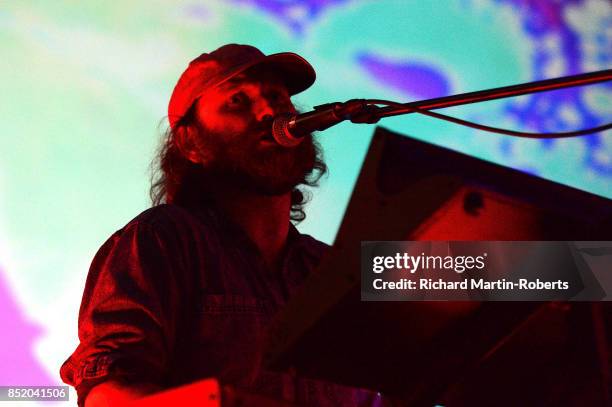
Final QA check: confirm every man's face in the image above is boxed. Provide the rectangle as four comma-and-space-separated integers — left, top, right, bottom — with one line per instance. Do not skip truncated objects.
190, 70, 316, 195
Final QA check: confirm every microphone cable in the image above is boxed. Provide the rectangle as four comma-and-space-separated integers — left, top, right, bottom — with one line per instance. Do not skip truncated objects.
364, 99, 612, 139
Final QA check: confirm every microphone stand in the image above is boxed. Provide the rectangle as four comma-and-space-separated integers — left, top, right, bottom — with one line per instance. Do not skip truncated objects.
347, 69, 612, 123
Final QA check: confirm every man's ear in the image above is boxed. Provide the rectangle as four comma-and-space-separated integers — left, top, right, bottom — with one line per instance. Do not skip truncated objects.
174, 125, 203, 164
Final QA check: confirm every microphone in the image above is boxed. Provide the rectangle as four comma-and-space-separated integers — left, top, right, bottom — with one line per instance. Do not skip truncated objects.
272, 100, 372, 147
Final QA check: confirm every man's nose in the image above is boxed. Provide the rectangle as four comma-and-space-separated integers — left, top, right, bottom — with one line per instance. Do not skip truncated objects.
253, 99, 276, 122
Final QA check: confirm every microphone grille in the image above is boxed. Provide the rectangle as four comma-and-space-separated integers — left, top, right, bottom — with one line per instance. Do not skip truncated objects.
272, 113, 303, 148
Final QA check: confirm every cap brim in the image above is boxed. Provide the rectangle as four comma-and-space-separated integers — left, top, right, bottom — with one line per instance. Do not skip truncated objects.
217, 52, 316, 96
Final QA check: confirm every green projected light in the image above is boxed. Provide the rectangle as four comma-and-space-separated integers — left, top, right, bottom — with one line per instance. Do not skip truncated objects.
0, 1, 610, 400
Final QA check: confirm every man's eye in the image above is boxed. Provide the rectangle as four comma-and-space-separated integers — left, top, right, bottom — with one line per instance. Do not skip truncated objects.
268, 91, 287, 104
228, 93, 248, 108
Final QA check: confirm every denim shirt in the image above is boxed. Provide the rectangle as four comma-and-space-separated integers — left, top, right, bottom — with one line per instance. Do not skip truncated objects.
60, 204, 384, 406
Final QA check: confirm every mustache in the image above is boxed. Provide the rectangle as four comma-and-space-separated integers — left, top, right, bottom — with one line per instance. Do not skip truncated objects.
255, 115, 277, 130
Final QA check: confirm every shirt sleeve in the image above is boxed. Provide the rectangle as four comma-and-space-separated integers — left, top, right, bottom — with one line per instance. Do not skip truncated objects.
60, 220, 187, 406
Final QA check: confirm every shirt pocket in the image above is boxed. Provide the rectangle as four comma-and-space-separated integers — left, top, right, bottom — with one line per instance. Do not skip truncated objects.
196, 293, 272, 315
186, 294, 274, 386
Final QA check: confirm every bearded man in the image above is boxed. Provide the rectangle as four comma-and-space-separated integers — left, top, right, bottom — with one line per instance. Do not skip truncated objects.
60, 44, 384, 407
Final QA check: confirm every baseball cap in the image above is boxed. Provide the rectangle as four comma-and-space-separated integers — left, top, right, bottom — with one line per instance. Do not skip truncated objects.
167, 44, 316, 129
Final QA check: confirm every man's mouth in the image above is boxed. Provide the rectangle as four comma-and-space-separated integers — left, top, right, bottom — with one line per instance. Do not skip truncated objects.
259, 132, 276, 143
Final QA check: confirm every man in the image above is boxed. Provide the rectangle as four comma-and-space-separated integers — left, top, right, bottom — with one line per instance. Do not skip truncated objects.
61, 44, 383, 406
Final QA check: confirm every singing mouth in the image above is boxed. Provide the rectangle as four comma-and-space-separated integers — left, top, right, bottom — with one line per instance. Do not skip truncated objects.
259, 132, 276, 142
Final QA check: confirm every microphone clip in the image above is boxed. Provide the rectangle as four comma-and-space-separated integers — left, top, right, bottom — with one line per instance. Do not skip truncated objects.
317, 99, 381, 124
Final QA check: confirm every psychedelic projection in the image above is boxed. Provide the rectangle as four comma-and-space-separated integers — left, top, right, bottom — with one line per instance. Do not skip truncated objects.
0, 1, 610, 403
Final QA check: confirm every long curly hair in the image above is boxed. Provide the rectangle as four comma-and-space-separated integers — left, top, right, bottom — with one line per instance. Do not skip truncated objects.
149, 106, 327, 222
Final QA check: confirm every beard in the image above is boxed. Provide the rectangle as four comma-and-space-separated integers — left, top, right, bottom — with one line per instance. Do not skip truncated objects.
196, 123, 318, 196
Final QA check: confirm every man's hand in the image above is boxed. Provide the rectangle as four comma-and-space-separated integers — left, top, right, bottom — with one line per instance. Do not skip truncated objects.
85, 380, 161, 407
